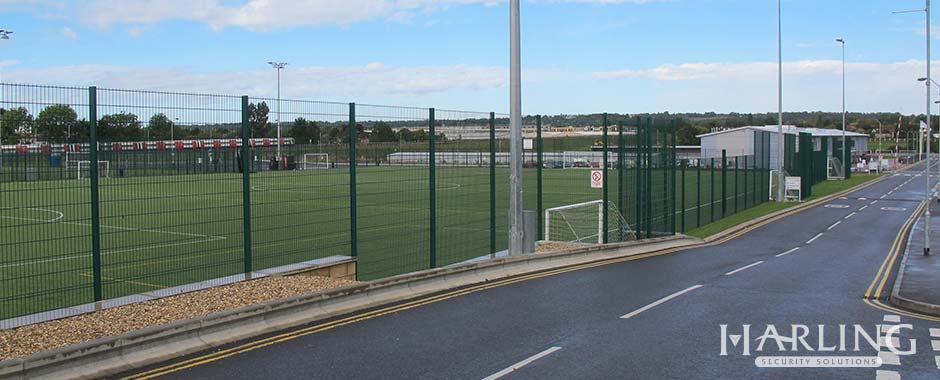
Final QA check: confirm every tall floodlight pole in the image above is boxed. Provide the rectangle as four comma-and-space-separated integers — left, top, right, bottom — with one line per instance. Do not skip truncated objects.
928, 0, 932, 256
836, 38, 846, 178
268, 61, 288, 160
0, 30, 10, 147
776, 0, 785, 202
509, 0, 524, 255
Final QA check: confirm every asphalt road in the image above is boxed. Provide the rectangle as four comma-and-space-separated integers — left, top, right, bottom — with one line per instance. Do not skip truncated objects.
123, 162, 940, 380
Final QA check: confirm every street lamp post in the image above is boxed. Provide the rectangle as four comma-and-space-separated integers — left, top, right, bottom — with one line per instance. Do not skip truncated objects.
836, 38, 846, 179
268, 62, 288, 161
776, 0, 785, 202
508, 0, 524, 254
902, 0, 933, 256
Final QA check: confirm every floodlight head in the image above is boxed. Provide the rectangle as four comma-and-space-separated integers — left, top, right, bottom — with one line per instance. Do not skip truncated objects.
268, 61, 288, 69
919, 77, 929, 82
835, 38, 844, 44
0, 29, 11, 39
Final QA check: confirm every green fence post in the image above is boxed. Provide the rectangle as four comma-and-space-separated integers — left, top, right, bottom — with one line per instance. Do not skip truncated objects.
348, 103, 358, 261
602, 113, 609, 244
240, 96, 253, 276
635, 118, 642, 238
489, 112, 496, 256
744, 156, 749, 209
710, 157, 716, 223
734, 155, 739, 214
721, 150, 727, 219
671, 120, 677, 235
617, 121, 624, 239
696, 160, 701, 229
644, 119, 653, 238
536, 115, 544, 240
681, 160, 686, 233
429, 108, 437, 268
88, 86, 102, 302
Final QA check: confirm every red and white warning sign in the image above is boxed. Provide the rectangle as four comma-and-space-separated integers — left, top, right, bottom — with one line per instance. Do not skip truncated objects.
590, 170, 603, 189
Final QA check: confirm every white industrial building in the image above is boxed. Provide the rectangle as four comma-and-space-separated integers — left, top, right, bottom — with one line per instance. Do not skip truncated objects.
697, 125, 869, 169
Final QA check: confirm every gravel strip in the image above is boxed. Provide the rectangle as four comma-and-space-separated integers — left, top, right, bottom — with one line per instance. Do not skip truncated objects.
0, 275, 356, 361
536, 242, 589, 253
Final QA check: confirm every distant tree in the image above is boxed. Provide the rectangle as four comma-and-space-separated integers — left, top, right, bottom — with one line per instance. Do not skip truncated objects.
398, 128, 413, 142
247, 102, 270, 138
676, 122, 707, 146
33, 104, 78, 143
370, 122, 397, 142
98, 112, 142, 141
289, 117, 321, 144
340, 123, 366, 143
147, 113, 174, 140
0, 107, 33, 144
327, 127, 340, 143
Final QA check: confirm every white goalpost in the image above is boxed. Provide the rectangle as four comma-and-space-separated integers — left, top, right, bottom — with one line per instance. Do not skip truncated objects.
77, 160, 110, 180
544, 200, 634, 244
302, 153, 330, 170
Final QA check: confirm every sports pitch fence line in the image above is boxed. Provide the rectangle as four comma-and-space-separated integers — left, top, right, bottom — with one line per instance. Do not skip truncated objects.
0, 83, 774, 325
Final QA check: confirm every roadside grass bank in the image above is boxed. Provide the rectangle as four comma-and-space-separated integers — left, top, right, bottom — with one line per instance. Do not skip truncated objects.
685, 173, 883, 238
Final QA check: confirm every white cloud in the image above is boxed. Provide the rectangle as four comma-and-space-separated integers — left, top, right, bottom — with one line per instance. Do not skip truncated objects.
0, 62, 510, 98
593, 60, 935, 114
61, 27, 78, 41
3, 0, 659, 30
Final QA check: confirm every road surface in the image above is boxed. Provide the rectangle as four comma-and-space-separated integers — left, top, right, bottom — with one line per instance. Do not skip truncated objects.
121, 162, 940, 380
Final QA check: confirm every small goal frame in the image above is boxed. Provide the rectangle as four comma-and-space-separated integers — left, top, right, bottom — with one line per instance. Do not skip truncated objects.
302, 153, 330, 170
77, 160, 110, 180
544, 200, 605, 244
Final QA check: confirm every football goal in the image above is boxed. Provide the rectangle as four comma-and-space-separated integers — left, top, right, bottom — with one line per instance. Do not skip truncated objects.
302, 153, 330, 169
77, 161, 110, 180
545, 200, 635, 244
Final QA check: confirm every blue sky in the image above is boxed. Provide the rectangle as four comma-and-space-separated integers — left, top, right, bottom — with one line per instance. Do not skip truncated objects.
0, 0, 937, 114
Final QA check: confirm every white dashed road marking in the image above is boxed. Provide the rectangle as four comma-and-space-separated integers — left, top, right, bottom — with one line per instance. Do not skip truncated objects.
775, 248, 799, 257
827, 221, 841, 231
725, 261, 764, 276
482, 346, 563, 380
883, 315, 901, 323
875, 369, 900, 380
845, 212, 857, 219
806, 233, 823, 244
620, 285, 704, 319
931, 328, 940, 338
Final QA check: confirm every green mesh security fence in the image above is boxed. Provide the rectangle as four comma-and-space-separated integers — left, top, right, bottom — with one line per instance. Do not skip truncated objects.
5, 82, 764, 326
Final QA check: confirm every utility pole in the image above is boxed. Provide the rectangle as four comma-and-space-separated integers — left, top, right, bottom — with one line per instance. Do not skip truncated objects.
509, 0, 524, 255
836, 38, 846, 178
0, 29, 10, 148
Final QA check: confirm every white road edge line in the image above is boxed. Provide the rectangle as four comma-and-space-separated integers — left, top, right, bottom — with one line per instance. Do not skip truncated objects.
481, 346, 563, 380
725, 261, 765, 276
827, 221, 841, 231
806, 233, 823, 244
776, 247, 800, 257
620, 285, 704, 319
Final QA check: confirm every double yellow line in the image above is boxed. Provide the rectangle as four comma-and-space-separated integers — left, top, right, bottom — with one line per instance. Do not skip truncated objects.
863, 199, 940, 322
124, 178, 894, 379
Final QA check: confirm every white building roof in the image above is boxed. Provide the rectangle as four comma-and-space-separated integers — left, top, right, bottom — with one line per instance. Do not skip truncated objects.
696, 125, 868, 139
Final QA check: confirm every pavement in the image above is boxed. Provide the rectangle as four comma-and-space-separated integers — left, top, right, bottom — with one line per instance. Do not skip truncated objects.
118, 162, 940, 380
893, 191, 940, 316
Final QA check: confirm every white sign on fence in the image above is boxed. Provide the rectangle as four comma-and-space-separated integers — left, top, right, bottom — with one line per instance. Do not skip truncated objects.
785, 176, 802, 201
591, 170, 604, 189
523, 139, 534, 150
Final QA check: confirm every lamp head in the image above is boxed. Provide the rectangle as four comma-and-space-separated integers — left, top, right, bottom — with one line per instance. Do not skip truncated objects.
835, 38, 844, 44
919, 77, 929, 82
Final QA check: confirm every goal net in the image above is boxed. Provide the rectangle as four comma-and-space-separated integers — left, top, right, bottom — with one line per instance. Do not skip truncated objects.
545, 200, 635, 244
302, 153, 330, 169
77, 161, 110, 180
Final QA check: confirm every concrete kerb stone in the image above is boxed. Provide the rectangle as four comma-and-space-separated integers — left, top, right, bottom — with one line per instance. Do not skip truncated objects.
889, 208, 940, 318
1, 235, 697, 380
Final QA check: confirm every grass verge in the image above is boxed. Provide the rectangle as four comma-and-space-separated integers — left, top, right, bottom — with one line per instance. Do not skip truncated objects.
684, 173, 883, 238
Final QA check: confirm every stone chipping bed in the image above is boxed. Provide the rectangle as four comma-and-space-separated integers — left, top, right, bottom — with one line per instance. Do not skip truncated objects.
0, 275, 356, 361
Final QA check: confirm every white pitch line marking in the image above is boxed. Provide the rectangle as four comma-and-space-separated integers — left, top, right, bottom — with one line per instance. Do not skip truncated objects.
620, 285, 704, 319
776, 248, 800, 257
931, 328, 940, 338
806, 233, 823, 244
827, 221, 842, 231
883, 315, 901, 323
481, 346, 562, 380
725, 261, 764, 276
875, 369, 900, 380
844, 212, 857, 220
878, 351, 901, 366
